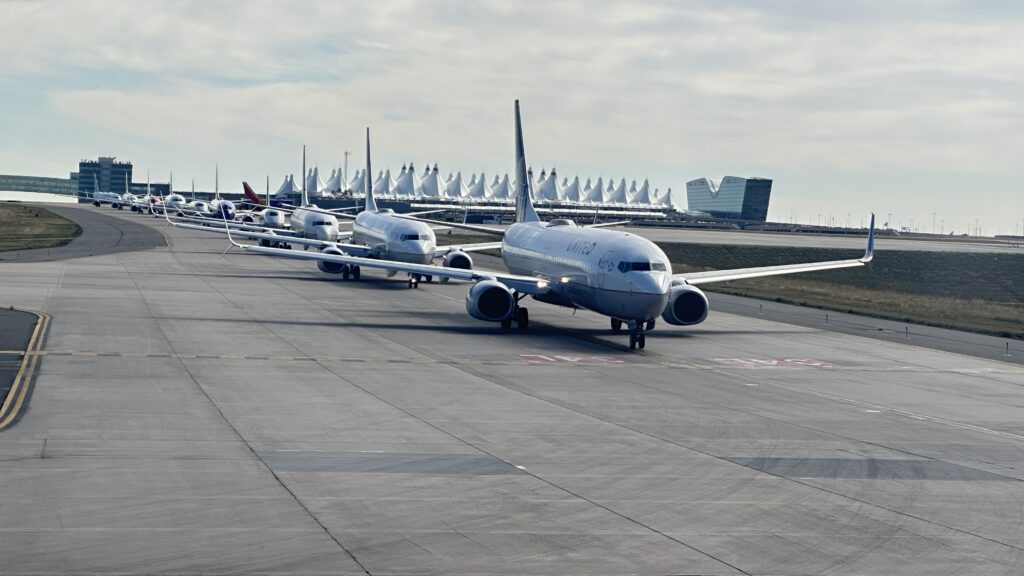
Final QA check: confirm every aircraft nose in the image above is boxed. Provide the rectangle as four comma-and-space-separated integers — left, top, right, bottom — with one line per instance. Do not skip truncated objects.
631, 272, 670, 295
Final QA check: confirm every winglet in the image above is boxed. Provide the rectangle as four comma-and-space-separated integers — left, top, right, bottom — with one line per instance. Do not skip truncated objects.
223, 213, 243, 249
861, 213, 875, 263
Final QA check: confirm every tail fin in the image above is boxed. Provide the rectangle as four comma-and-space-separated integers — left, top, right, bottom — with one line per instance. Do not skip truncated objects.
365, 127, 377, 212
242, 182, 261, 205
513, 100, 540, 224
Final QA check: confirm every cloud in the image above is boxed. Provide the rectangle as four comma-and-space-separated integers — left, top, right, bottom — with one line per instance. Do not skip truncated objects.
2, 0, 1023, 230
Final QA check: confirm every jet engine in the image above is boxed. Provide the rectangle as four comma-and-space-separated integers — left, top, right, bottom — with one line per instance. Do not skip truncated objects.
465, 280, 516, 322
316, 247, 348, 274
241, 214, 256, 224
661, 285, 709, 326
442, 250, 473, 270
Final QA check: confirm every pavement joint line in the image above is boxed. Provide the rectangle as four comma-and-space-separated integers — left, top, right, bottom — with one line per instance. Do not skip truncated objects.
0, 309, 49, 431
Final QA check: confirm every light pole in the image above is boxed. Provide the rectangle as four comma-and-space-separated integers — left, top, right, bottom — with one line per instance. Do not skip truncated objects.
343, 151, 351, 182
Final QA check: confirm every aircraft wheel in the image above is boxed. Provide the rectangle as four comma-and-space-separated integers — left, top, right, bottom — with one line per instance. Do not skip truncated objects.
500, 317, 513, 330
629, 333, 638, 350
93, 201, 100, 207
515, 307, 529, 330
637, 333, 646, 349
424, 275, 433, 284
645, 319, 656, 331
352, 266, 361, 280
440, 277, 450, 284
610, 318, 622, 332
342, 267, 351, 280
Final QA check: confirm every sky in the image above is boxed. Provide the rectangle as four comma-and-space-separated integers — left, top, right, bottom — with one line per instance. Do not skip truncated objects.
2, 0, 1022, 235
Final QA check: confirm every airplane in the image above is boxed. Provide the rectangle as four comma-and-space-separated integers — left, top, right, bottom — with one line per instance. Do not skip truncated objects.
224, 101, 875, 349
166, 136, 488, 285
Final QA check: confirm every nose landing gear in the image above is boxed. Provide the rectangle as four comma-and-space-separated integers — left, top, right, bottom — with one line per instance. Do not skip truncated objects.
627, 320, 647, 350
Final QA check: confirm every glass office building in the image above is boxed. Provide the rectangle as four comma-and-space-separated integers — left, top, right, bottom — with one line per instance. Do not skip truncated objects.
77, 157, 133, 195
685, 176, 772, 222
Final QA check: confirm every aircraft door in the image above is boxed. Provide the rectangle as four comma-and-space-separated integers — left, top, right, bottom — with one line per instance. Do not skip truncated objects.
598, 250, 615, 289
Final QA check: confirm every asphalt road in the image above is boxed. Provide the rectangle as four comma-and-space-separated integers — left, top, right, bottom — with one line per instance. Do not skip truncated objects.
0, 207, 1022, 575
0, 203, 166, 262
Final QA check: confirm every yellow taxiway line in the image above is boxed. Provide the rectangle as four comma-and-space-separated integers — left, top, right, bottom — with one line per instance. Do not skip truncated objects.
0, 310, 50, 431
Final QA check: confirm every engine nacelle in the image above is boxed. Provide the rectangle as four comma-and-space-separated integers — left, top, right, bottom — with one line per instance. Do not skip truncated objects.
317, 247, 347, 274
661, 285, 709, 326
443, 250, 473, 270
465, 280, 516, 322
241, 215, 256, 224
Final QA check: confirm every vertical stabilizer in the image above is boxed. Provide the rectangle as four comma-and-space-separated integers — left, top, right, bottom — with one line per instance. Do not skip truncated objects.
365, 127, 377, 212
513, 100, 540, 224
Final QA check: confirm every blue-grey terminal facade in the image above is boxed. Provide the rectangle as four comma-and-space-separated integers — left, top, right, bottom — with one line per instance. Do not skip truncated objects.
0, 156, 168, 198
685, 176, 772, 222
77, 157, 132, 195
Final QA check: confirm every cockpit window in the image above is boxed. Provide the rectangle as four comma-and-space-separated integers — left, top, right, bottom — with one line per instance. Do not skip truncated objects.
400, 234, 427, 241
313, 220, 332, 226
618, 261, 667, 273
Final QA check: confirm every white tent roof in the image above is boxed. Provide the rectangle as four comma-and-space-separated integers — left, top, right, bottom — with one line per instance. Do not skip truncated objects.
632, 179, 652, 205
392, 163, 423, 198
585, 177, 606, 204
466, 172, 493, 200
490, 174, 512, 202
608, 178, 628, 204
536, 169, 562, 202
444, 171, 468, 199
419, 165, 443, 198
372, 169, 392, 197
325, 168, 344, 193
273, 174, 300, 198
562, 176, 583, 203
304, 167, 329, 198
348, 168, 365, 196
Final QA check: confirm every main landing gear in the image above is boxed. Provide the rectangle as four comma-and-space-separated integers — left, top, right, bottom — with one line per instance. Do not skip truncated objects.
341, 265, 361, 281
501, 293, 530, 330
612, 318, 655, 350
407, 274, 435, 288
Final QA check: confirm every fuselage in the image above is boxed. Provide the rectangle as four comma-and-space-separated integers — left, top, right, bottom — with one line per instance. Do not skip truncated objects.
503, 220, 672, 321
290, 206, 339, 242
352, 209, 436, 264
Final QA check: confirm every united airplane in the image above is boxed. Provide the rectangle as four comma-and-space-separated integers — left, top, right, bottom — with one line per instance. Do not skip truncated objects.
226, 101, 875, 349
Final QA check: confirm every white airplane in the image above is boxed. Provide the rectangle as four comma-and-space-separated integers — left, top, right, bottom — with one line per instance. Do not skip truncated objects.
227, 101, 874, 348
169, 134, 489, 285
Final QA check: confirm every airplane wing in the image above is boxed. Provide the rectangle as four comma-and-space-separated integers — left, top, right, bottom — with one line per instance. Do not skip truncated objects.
673, 214, 875, 286
169, 219, 355, 246
398, 215, 506, 237
224, 226, 548, 295
585, 220, 630, 229
433, 241, 503, 258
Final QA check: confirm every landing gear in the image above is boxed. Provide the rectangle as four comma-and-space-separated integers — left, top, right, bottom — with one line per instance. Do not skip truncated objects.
408, 274, 421, 289
627, 320, 647, 350
610, 318, 623, 333
514, 307, 529, 330
342, 266, 351, 280
352, 266, 360, 280
424, 275, 433, 284
645, 319, 656, 331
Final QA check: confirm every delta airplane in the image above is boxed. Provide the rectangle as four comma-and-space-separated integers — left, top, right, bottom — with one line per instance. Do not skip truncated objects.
228, 101, 874, 348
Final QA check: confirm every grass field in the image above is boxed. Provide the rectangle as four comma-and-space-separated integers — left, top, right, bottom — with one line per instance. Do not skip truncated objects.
0, 204, 82, 251
442, 230, 1024, 339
